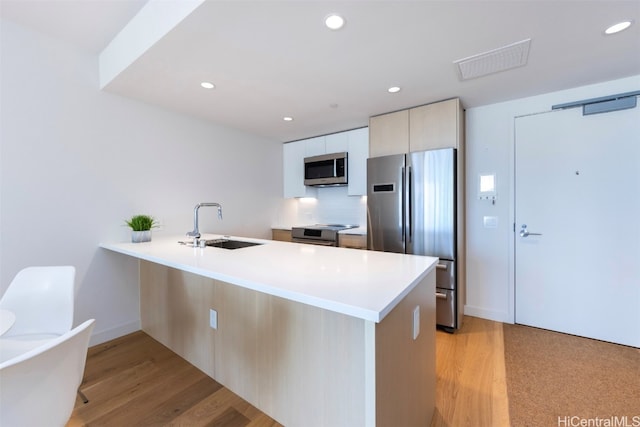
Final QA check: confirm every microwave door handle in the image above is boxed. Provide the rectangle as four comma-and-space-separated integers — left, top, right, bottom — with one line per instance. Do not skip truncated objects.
334, 160, 337, 178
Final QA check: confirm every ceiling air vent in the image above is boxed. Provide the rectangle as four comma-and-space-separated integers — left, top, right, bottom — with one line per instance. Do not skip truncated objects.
454, 38, 531, 80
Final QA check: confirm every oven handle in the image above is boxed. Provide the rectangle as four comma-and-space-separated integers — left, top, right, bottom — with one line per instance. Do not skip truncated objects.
291, 238, 337, 246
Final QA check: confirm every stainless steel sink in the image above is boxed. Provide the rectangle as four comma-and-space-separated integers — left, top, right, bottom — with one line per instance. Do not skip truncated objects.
204, 239, 262, 250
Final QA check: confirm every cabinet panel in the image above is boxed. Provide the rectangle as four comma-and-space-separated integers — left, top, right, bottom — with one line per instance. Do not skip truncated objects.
409, 98, 460, 151
325, 132, 348, 153
283, 140, 317, 198
304, 136, 326, 157
339, 234, 367, 249
272, 229, 292, 242
140, 261, 371, 426
369, 110, 409, 157
347, 127, 369, 196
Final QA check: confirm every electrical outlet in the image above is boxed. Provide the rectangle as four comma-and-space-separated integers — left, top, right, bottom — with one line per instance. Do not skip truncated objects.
209, 309, 218, 329
413, 306, 420, 340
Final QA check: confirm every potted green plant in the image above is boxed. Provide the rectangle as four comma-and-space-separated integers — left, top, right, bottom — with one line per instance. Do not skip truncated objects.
125, 214, 158, 243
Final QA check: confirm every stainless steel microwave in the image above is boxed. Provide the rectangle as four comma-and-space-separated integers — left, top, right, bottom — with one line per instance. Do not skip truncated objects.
304, 152, 348, 186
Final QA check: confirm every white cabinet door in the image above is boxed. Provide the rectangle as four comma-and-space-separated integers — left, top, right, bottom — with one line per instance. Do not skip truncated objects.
515, 104, 640, 347
283, 140, 317, 198
347, 128, 369, 196
326, 132, 349, 154
304, 136, 326, 157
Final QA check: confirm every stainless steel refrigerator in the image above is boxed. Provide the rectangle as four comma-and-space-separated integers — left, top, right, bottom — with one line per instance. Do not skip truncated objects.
367, 148, 458, 331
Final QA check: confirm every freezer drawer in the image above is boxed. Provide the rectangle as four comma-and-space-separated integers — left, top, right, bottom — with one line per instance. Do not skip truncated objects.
436, 288, 455, 329
436, 260, 455, 291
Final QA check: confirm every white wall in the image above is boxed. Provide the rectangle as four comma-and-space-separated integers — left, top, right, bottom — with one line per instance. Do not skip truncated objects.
0, 20, 282, 345
464, 74, 640, 323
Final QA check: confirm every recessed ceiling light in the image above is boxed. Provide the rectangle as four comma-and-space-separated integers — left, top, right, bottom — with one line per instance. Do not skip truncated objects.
325, 14, 345, 30
605, 21, 633, 35
388, 86, 401, 93
283, 116, 294, 122
200, 82, 215, 89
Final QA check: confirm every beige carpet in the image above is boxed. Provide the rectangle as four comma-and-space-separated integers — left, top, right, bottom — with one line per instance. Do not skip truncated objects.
503, 323, 640, 427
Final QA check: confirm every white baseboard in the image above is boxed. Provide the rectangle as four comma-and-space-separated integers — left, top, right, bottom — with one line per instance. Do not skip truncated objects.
463, 305, 511, 323
88, 320, 141, 347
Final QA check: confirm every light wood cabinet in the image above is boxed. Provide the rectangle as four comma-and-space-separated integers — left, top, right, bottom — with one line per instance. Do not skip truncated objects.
369, 109, 409, 157
338, 233, 367, 249
140, 261, 436, 426
369, 98, 463, 155
409, 98, 462, 150
271, 228, 292, 242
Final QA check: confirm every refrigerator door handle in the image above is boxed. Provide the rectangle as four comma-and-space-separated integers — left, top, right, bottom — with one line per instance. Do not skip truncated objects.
406, 166, 412, 244
401, 166, 406, 243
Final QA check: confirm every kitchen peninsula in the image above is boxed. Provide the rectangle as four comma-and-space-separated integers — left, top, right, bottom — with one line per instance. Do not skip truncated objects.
101, 235, 437, 427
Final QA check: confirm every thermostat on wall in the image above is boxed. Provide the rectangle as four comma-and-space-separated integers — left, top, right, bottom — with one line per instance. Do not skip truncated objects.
478, 173, 497, 201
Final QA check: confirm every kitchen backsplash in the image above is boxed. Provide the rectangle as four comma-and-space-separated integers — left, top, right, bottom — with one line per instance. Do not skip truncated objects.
277, 186, 367, 227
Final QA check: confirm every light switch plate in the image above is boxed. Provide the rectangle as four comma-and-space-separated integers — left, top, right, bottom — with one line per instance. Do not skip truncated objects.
483, 216, 498, 228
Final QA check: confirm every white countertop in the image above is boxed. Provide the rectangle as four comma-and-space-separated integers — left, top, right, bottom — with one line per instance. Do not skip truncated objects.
100, 235, 437, 323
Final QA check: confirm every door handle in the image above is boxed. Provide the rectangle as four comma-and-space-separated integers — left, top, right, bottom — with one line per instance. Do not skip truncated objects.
406, 166, 412, 244
519, 224, 542, 238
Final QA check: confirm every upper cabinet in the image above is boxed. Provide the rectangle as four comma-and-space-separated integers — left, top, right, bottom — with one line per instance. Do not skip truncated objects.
283, 139, 317, 198
368, 110, 409, 157
283, 127, 368, 198
409, 98, 462, 151
346, 127, 368, 196
369, 98, 463, 156
325, 132, 349, 154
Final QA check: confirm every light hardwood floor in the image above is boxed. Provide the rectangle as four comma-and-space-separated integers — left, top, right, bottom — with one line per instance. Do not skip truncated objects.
430, 316, 510, 427
68, 316, 509, 426
67, 332, 282, 427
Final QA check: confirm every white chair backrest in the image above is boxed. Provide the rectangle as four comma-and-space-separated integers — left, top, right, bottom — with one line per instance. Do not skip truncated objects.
0, 266, 75, 336
0, 319, 95, 427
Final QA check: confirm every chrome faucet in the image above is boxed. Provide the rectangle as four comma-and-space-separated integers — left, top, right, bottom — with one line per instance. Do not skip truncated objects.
186, 202, 223, 245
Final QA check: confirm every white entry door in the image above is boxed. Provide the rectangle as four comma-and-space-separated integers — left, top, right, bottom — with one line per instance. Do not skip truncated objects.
514, 103, 640, 347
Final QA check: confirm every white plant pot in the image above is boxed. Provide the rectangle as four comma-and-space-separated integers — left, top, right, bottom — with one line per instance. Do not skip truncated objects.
131, 230, 152, 243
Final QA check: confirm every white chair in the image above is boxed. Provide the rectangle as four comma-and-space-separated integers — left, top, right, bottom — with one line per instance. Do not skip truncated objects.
0, 319, 95, 427
0, 266, 75, 363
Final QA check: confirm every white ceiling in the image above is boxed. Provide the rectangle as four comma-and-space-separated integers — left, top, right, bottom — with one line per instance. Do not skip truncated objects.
2, 0, 639, 142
